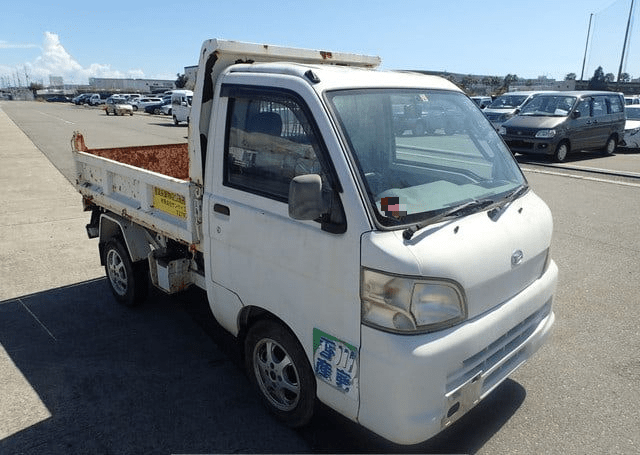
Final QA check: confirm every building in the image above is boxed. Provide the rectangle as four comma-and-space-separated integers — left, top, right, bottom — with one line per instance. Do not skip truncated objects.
88, 77, 175, 94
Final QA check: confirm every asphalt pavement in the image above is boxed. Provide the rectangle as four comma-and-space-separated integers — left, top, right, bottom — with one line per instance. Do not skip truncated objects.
0, 106, 313, 453
2, 102, 639, 454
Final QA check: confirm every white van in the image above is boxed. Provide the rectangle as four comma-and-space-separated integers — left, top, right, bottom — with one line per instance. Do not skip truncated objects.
171, 90, 193, 125
483, 91, 549, 129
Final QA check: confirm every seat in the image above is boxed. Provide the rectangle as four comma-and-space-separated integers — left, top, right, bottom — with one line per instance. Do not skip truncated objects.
247, 112, 282, 136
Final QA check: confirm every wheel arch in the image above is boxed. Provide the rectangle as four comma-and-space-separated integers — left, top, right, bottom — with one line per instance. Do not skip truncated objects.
238, 306, 284, 344
98, 213, 156, 265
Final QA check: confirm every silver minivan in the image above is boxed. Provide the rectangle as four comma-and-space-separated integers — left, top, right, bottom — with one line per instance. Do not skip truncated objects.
499, 91, 625, 162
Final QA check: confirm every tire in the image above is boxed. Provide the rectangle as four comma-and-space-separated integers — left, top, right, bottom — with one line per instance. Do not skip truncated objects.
133, 105, 138, 111
244, 319, 315, 427
173, 115, 179, 126
103, 238, 148, 306
105, 110, 109, 115
603, 135, 617, 155
554, 141, 569, 163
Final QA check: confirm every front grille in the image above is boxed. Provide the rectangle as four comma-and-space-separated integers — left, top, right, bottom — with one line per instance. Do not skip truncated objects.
505, 127, 538, 137
445, 301, 552, 396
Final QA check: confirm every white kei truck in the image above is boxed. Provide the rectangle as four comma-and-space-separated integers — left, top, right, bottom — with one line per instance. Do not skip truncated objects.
71, 39, 557, 445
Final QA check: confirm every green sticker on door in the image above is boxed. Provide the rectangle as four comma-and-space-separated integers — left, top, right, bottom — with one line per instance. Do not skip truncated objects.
313, 328, 358, 399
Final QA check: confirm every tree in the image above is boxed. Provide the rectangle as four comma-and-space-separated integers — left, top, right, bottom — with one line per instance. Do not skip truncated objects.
565, 73, 577, 81
503, 74, 518, 89
588, 66, 606, 90
604, 73, 615, 83
175, 73, 188, 89
28, 82, 43, 96
619, 72, 631, 82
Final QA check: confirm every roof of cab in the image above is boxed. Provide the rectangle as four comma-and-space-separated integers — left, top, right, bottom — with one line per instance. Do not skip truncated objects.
225, 62, 462, 92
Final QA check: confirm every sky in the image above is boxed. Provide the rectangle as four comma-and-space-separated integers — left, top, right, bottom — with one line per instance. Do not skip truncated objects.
1, 0, 638, 87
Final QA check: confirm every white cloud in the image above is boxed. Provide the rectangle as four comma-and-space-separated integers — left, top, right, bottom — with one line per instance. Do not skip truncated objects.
1, 32, 145, 85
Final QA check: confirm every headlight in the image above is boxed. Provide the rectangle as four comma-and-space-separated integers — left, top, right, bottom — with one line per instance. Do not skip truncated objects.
361, 269, 466, 333
535, 129, 556, 138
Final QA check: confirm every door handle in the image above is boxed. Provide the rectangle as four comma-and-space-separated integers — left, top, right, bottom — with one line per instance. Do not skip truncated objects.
213, 203, 230, 216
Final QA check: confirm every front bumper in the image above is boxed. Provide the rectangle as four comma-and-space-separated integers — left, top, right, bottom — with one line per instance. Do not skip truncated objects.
357, 261, 557, 445
502, 135, 559, 155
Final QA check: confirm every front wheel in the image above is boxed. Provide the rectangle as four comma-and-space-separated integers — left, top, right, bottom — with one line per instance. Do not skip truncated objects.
103, 239, 148, 306
554, 141, 569, 163
173, 115, 179, 126
244, 320, 316, 427
603, 135, 617, 155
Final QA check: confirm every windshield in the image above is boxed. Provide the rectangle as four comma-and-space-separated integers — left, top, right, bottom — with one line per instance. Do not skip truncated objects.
488, 94, 528, 109
326, 89, 526, 227
519, 95, 577, 117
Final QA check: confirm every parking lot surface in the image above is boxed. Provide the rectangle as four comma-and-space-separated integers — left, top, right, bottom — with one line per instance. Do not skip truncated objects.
1, 101, 639, 454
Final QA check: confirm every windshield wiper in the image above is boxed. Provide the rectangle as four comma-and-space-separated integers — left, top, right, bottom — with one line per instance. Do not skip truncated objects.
487, 184, 529, 219
402, 198, 495, 240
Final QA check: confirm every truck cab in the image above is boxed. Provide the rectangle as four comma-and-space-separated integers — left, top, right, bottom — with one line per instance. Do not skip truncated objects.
191, 41, 556, 444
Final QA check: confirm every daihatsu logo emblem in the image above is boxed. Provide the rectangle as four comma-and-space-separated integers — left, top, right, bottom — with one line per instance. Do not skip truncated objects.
511, 250, 524, 266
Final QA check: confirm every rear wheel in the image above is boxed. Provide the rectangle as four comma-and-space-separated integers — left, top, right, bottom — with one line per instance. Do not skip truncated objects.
244, 319, 316, 427
554, 141, 569, 163
103, 238, 148, 306
603, 135, 617, 155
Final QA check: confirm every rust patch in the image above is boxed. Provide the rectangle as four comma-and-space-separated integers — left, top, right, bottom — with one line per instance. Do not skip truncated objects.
320, 51, 333, 60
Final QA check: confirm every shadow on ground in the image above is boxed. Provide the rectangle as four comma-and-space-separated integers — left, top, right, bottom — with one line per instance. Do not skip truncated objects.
0, 279, 525, 454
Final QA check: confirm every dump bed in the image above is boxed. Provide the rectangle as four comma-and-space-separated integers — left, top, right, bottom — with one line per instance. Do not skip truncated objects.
72, 132, 201, 246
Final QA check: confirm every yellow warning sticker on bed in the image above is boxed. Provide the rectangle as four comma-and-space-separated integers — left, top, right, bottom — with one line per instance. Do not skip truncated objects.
153, 187, 187, 219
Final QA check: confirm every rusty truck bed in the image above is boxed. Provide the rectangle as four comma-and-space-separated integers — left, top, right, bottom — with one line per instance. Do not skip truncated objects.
72, 133, 189, 180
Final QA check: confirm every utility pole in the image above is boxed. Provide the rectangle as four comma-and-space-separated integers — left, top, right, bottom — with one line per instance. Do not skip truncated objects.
581, 13, 593, 81
617, 0, 635, 82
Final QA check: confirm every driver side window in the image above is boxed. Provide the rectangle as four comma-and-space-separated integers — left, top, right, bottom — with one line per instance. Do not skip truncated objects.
576, 99, 591, 118
223, 91, 327, 202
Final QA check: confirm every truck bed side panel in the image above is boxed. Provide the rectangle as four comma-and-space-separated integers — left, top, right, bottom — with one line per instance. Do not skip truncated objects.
73, 149, 201, 245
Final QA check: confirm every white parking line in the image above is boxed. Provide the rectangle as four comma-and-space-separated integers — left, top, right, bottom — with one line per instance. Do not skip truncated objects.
37, 110, 75, 124
521, 166, 640, 188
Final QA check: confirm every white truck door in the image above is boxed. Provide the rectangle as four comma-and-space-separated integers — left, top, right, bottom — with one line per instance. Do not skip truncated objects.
203, 80, 364, 419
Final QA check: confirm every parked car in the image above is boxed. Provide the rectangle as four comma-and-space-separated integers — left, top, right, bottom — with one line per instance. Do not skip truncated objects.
46, 95, 71, 102
393, 94, 464, 136
130, 97, 163, 111
620, 104, 640, 149
72, 93, 92, 105
104, 97, 134, 116
483, 91, 549, 129
470, 96, 492, 109
144, 98, 171, 115
161, 103, 172, 115
624, 95, 640, 105
120, 94, 142, 103
499, 91, 625, 162
171, 90, 193, 125
88, 94, 106, 106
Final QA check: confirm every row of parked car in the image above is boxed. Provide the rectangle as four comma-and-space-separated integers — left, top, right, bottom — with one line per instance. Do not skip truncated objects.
69, 90, 192, 125
469, 90, 639, 162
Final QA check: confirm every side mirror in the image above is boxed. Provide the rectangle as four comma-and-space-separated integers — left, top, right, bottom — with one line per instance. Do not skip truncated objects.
572, 110, 581, 119
288, 174, 326, 220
